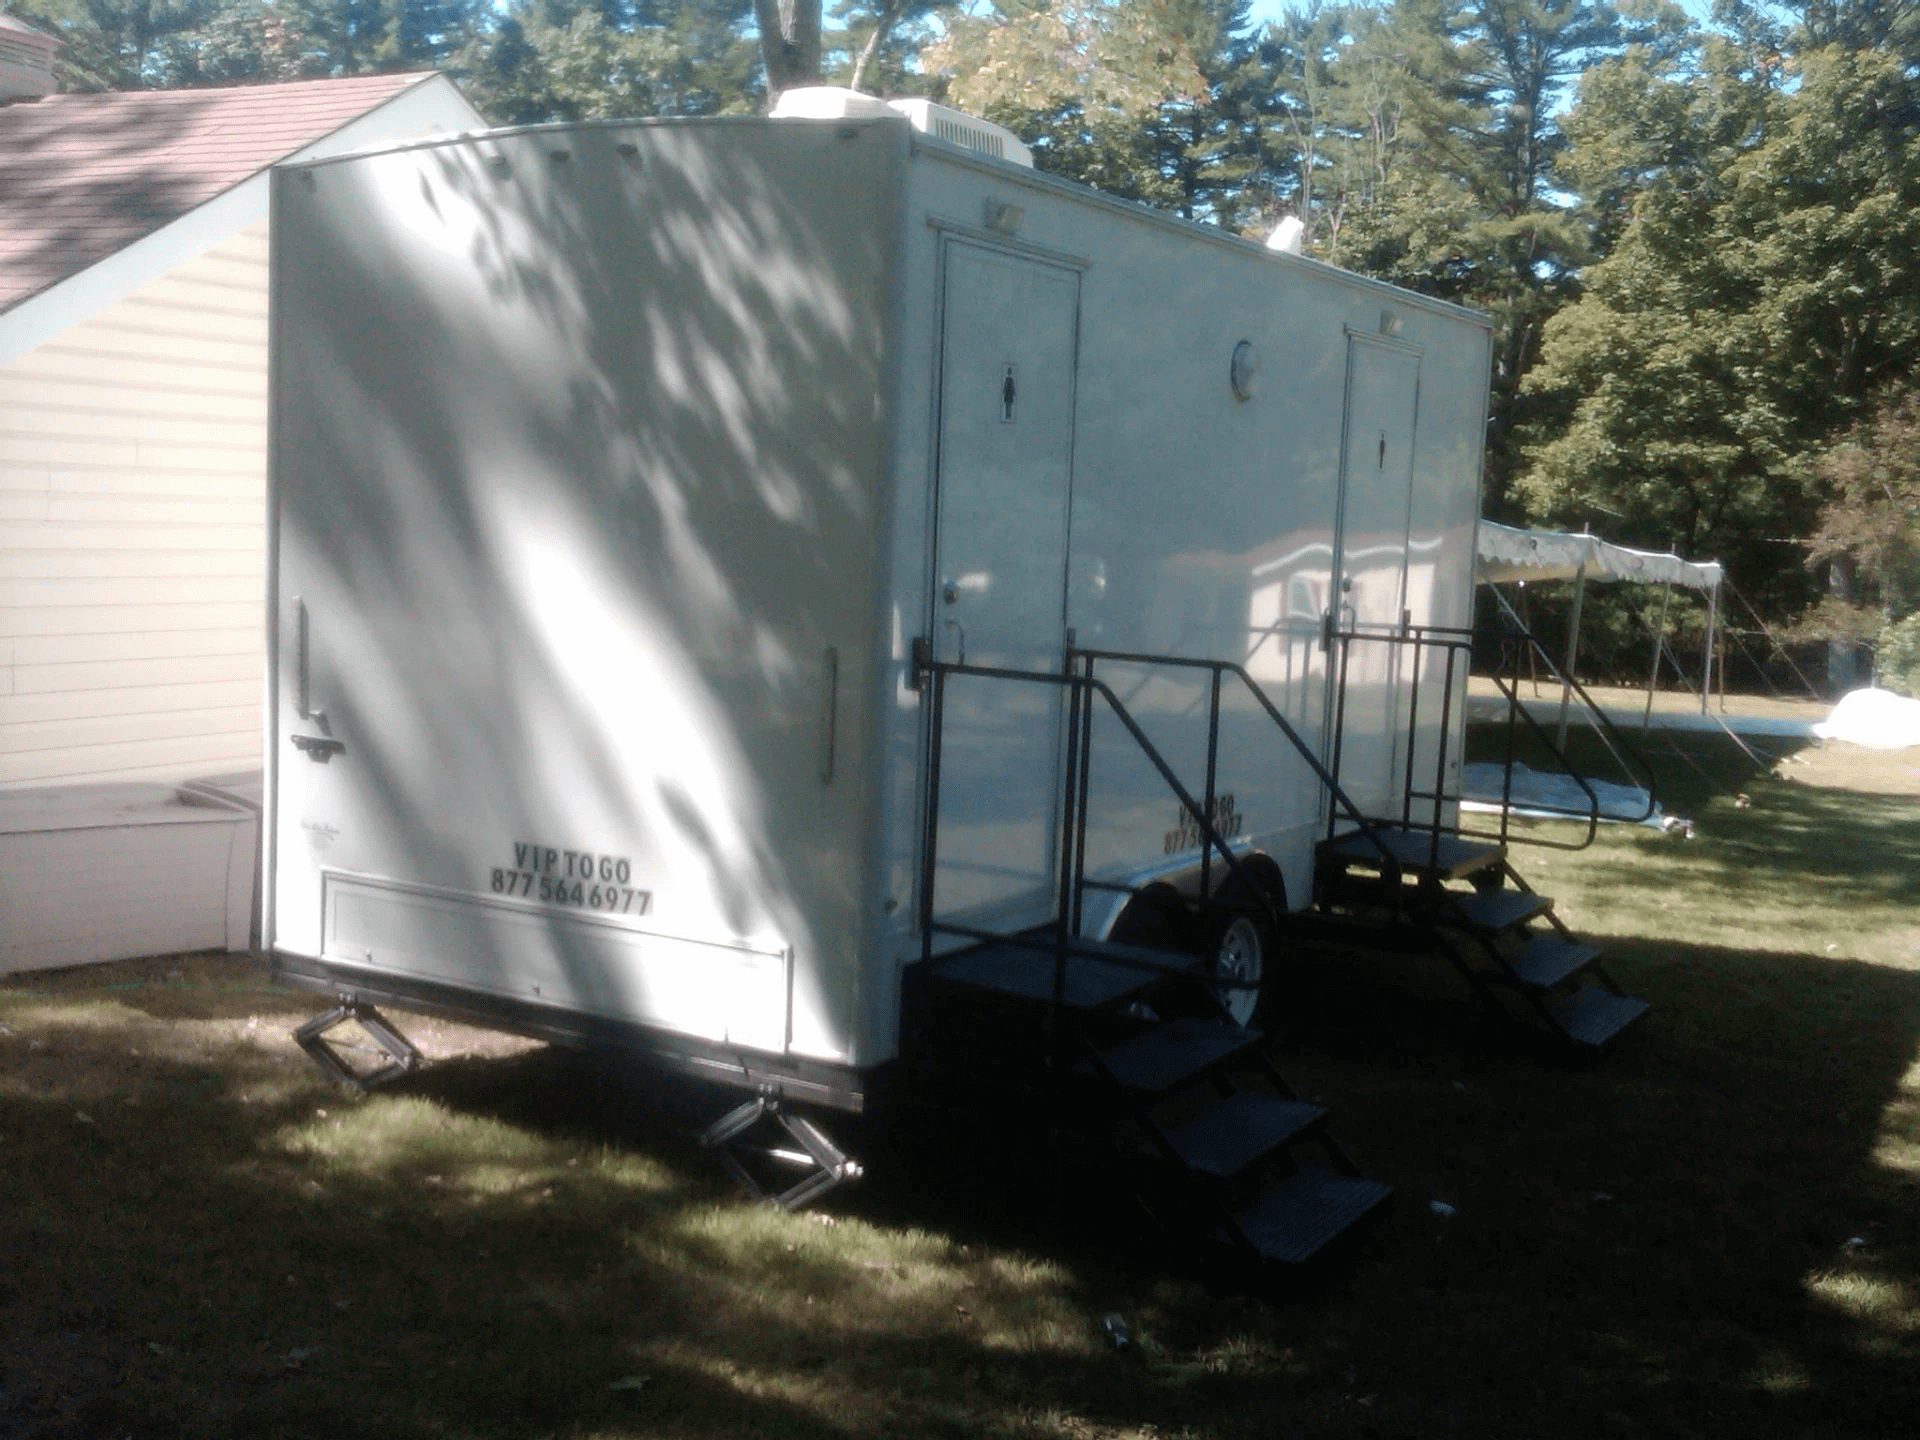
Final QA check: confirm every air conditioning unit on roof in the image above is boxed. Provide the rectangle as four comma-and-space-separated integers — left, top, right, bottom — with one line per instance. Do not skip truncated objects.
770, 87, 1034, 169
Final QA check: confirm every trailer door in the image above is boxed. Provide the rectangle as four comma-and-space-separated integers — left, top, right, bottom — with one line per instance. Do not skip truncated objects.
928, 242, 1081, 925
1330, 336, 1421, 821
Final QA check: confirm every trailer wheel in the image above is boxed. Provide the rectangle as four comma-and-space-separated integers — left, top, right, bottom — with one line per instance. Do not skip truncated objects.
1212, 915, 1265, 1028
1207, 855, 1287, 1029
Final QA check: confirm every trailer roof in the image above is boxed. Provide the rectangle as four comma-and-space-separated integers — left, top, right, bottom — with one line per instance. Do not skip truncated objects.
276, 115, 1493, 332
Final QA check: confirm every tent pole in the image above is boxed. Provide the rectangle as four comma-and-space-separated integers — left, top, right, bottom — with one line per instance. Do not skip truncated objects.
1719, 613, 1729, 713
1643, 581, 1672, 731
1518, 583, 1539, 695
1702, 581, 1719, 715
1556, 561, 1586, 749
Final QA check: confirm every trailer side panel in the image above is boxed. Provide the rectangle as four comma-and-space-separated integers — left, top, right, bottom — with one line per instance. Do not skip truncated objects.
267, 121, 906, 1069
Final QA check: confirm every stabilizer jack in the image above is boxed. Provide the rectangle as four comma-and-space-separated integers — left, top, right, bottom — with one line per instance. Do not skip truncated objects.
699, 1094, 863, 1211
294, 997, 425, 1091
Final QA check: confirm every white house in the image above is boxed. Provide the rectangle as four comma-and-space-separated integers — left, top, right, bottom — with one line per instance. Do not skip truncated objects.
0, 43, 483, 971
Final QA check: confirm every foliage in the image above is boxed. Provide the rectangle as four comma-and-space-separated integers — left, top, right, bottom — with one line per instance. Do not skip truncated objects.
7, 0, 228, 87
5, 0, 483, 85
278, 0, 484, 74
1878, 611, 1920, 697
9, 0, 1919, 639
1808, 390, 1920, 624
1520, 36, 1920, 620
924, 0, 1260, 221
457, 1, 762, 124
830, 0, 947, 95
1321, 0, 1678, 510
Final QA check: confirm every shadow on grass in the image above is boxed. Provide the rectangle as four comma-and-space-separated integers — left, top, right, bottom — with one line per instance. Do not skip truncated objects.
5, 926, 1920, 1438
0, 987, 1246, 1440
1283, 928, 1920, 1439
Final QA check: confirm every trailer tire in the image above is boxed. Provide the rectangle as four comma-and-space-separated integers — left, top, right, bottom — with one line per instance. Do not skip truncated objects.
1207, 855, 1287, 1029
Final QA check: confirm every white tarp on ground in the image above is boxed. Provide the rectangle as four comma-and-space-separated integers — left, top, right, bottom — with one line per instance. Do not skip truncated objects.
1812, 688, 1920, 749
1459, 761, 1665, 828
1477, 520, 1723, 590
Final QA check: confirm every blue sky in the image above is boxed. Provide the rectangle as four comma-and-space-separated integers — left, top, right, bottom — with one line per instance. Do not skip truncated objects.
1240, 0, 1725, 34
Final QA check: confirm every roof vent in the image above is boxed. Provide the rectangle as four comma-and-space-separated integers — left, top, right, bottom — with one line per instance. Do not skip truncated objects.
0, 14, 60, 102
769, 86, 896, 121
887, 98, 1032, 168
770, 87, 1033, 169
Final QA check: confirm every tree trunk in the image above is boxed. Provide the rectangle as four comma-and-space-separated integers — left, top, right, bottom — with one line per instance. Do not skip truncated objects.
753, 0, 823, 107
1828, 554, 1861, 694
849, 1, 904, 94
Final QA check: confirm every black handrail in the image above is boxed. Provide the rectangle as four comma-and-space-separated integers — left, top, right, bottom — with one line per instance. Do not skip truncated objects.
916, 656, 1285, 1006
1415, 618, 1662, 829
1326, 619, 1659, 856
1070, 647, 1406, 891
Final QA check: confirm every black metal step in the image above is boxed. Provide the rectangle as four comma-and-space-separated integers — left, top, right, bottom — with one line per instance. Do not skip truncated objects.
1543, 986, 1649, 1048
1506, 934, 1601, 990
1068, 934, 1206, 977
1322, 826, 1505, 880
928, 939, 1185, 1011
1160, 1091, 1326, 1178
1097, 1018, 1263, 1094
1451, 887, 1552, 933
1230, 1168, 1394, 1265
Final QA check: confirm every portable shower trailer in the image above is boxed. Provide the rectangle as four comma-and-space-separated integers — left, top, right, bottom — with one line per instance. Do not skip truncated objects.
266, 109, 1507, 1260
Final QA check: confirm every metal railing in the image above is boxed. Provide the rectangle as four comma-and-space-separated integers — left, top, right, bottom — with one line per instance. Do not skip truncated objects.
916, 647, 1404, 1005
1325, 620, 1659, 859
1070, 648, 1404, 897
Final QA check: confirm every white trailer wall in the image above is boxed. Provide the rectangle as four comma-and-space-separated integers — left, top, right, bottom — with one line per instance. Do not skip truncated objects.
268, 122, 908, 1068
869, 143, 1492, 1040
268, 118, 1491, 1081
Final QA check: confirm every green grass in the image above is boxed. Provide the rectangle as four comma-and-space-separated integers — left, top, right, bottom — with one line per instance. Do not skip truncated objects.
4, 736, 1919, 1438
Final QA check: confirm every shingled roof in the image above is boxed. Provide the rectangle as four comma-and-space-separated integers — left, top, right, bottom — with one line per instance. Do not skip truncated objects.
0, 72, 437, 313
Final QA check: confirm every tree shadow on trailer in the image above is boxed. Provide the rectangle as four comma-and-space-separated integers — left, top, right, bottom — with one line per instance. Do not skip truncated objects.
277, 124, 900, 1068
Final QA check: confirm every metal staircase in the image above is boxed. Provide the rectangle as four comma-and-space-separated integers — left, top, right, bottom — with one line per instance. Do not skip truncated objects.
907, 658, 1393, 1273
1303, 622, 1657, 1052
1314, 827, 1649, 1051
912, 929, 1392, 1272
903, 618, 1656, 1271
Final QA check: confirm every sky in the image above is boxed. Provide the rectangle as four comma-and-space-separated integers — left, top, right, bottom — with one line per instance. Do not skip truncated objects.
1240, 0, 1727, 34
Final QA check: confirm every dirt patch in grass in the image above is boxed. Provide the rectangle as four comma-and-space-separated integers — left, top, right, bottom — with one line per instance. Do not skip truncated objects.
5, 744, 1920, 1438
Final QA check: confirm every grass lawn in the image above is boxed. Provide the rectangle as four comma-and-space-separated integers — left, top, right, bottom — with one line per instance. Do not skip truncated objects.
3, 735, 1918, 1438
1464, 675, 1831, 725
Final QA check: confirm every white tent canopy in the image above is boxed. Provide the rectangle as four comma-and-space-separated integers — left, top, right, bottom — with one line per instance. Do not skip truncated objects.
1473, 521, 1725, 734
1476, 520, 1722, 591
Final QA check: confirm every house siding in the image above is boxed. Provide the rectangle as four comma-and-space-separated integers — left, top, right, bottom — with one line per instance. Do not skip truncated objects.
0, 218, 268, 786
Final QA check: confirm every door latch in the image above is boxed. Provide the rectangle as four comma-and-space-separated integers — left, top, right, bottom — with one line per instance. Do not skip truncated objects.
291, 734, 345, 762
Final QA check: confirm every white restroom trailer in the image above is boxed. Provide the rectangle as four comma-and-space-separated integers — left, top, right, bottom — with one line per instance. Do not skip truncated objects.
265, 115, 1493, 1114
